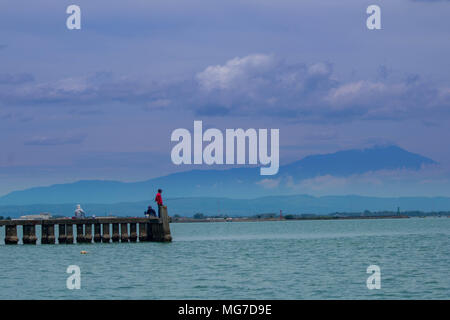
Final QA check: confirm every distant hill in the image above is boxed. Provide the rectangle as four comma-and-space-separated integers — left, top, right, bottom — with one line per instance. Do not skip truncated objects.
0, 145, 436, 205
1, 194, 449, 218
282, 145, 435, 176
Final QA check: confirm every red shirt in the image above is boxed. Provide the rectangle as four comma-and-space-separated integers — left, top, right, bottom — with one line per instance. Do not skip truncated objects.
155, 193, 163, 206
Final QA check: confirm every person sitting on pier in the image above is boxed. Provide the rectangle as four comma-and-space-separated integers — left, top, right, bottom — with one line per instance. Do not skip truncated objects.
145, 206, 157, 217
74, 204, 86, 218
155, 189, 163, 218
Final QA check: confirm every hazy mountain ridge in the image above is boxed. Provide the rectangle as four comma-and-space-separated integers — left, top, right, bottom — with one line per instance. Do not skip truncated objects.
1, 194, 450, 218
0, 145, 437, 205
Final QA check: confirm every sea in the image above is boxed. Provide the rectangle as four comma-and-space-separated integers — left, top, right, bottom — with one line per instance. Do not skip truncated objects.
0, 217, 449, 299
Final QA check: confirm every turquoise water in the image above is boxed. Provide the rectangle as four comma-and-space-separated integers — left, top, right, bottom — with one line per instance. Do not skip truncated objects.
0, 218, 449, 299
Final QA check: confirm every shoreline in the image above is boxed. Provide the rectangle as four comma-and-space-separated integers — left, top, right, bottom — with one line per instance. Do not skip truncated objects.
171, 215, 420, 223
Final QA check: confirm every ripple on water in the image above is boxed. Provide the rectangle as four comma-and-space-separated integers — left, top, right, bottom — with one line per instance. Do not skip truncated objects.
0, 218, 449, 299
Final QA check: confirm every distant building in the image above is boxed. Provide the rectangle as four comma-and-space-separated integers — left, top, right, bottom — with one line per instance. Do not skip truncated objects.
18, 213, 52, 220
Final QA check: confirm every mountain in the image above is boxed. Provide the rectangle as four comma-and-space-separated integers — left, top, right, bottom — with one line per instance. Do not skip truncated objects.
0, 145, 437, 205
283, 145, 435, 177
1, 195, 450, 218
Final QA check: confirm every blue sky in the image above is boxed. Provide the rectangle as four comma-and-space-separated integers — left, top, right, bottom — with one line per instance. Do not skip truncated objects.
0, 0, 450, 195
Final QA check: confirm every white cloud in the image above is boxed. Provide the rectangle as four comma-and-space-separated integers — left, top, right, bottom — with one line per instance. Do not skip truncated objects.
2, 54, 450, 123
196, 54, 275, 90
282, 165, 450, 196
24, 134, 86, 146
308, 62, 332, 76
256, 178, 281, 189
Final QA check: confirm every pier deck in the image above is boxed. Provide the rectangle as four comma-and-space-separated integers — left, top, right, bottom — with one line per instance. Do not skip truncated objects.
0, 206, 172, 244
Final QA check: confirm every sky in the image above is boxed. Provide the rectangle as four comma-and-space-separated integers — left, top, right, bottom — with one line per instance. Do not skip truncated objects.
0, 0, 450, 196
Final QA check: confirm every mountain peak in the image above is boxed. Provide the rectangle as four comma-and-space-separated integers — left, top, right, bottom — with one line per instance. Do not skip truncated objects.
283, 145, 436, 176
0, 145, 437, 205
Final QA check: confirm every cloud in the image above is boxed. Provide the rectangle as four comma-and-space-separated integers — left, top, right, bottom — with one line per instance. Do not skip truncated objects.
2, 54, 450, 124
256, 178, 281, 189
192, 54, 450, 122
24, 135, 86, 146
0, 112, 34, 122
281, 164, 450, 196
73, 151, 170, 169
143, 99, 172, 111
304, 129, 338, 141
0, 73, 34, 85
196, 54, 276, 91
0, 72, 163, 107
411, 0, 450, 2
194, 104, 231, 116
192, 56, 339, 118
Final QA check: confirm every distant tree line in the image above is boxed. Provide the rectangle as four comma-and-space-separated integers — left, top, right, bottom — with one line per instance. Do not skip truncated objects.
192, 213, 231, 219
176, 211, 450, 220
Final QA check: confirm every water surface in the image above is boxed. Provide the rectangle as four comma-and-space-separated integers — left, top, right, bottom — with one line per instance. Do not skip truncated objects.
0, 218, 449, 299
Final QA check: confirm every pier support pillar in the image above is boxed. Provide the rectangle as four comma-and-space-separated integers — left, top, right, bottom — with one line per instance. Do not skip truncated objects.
159, 206, 172, 242
47, 224, 55, 244
76, 224, 85, 243
41, 224, 49, 244
30, 225, 38, 244
120, 223, 129, 242
148, 222, 155, 241
22, 225, 30, 244
102, 223, 110, 243
58, 224, 66, 244
112, 223, 120, 242
150, 223, 163, 241
94, 224, 101, 243
138, 222, 148, 242
5, 225, 19, 244
66, 224, 74, 244
147, 224, 155, 241
23, 225, 37, 244
129, 223, 137, 242
85, 223, 93, 243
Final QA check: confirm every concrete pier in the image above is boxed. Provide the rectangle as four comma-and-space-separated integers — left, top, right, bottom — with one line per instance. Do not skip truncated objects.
66, 224, 74, 244
23, 225, 37, 244
47, 224, 56, 244
22, 225, 30, 244
139, 222, 147, 241
0, 212, 172, 245
120, 223, 129, 242
94, 223, 101, 243
85, 223, 93, 243
58, 224, 66, 244
5, 225, 18, 244
41, 224, 49, 244
76, 224, 85, 243
130, 223, 137, 242
112, 223, 120, 242
159, 206, 172, 242
102, 223, 110, 243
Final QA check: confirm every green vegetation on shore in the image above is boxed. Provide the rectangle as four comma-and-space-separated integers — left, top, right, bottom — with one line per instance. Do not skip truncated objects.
171, 210, 450, 222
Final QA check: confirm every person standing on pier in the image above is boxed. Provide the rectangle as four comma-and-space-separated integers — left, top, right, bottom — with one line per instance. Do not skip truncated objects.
74, 204, 86, 218
155, 189, 163, 218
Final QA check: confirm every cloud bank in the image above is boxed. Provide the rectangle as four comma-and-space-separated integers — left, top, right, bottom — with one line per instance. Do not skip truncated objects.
1, 54, 449, 125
